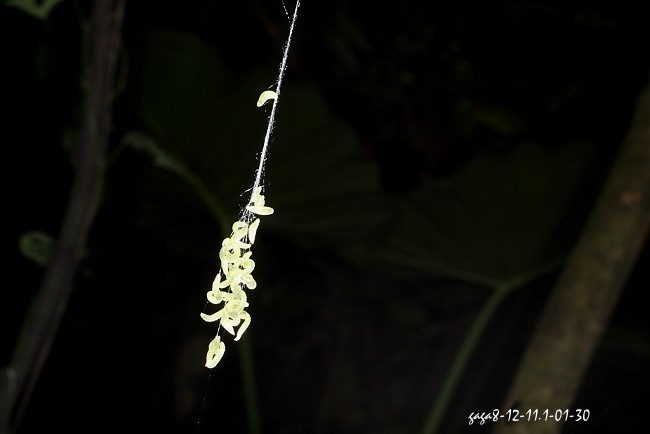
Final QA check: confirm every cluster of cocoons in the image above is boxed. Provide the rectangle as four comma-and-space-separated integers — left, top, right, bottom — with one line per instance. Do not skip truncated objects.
200, 187, 274, 368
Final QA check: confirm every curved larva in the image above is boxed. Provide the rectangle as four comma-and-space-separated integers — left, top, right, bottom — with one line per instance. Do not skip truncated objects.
256, 90, 278, 107
246, 205, 274, 216
248, 218, 261, 244
205, 335, 226, 368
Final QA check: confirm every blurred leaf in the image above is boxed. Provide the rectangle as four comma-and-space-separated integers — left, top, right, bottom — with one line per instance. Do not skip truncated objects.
128, 30, 594, 288
368, 141, 595, 286
19, 230, 54, 266
5, 0, 62, 20
128, 30, 389, 258
125, 165, 222, 261
133, 30, 264, 207
265, 84, 392, 252
122, 130, 191, 180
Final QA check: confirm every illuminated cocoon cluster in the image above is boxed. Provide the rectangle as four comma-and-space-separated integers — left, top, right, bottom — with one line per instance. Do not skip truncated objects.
200, 187, 274, 368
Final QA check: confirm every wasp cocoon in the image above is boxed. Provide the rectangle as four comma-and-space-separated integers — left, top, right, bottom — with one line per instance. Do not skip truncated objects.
201, 187, 273, 368
249, 218, 261, 244
256, 90, 277, 107
205, 336, 226, 369
247, 187, 275, 215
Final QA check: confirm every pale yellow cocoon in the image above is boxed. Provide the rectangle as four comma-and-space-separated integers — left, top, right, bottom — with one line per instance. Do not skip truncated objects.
256, 90, 277, 107
200, 187, 273, 368
205, 335, 226, 369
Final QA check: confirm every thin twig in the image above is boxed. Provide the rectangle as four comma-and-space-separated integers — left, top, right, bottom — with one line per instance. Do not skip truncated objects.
0, 1, 125, 432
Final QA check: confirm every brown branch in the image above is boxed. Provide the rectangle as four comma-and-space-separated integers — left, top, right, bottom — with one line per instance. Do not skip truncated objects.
493, 75, 650, 434
0, 1, 125, 433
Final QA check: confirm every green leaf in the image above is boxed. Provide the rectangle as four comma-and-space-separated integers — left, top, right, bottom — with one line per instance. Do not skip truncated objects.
369, 141, 595, 286
127, 30, 388, 257
122, 130, 191, 180
5, 0, 62, 21
264, 84, 390, 251
19, 230, 54, 266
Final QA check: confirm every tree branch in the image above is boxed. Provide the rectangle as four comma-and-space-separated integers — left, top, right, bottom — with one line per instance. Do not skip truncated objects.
0, 1, 125, 432
494, 75, 650, 434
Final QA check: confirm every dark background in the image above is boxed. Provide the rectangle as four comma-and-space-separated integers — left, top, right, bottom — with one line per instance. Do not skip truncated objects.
3, 0, 649, 433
